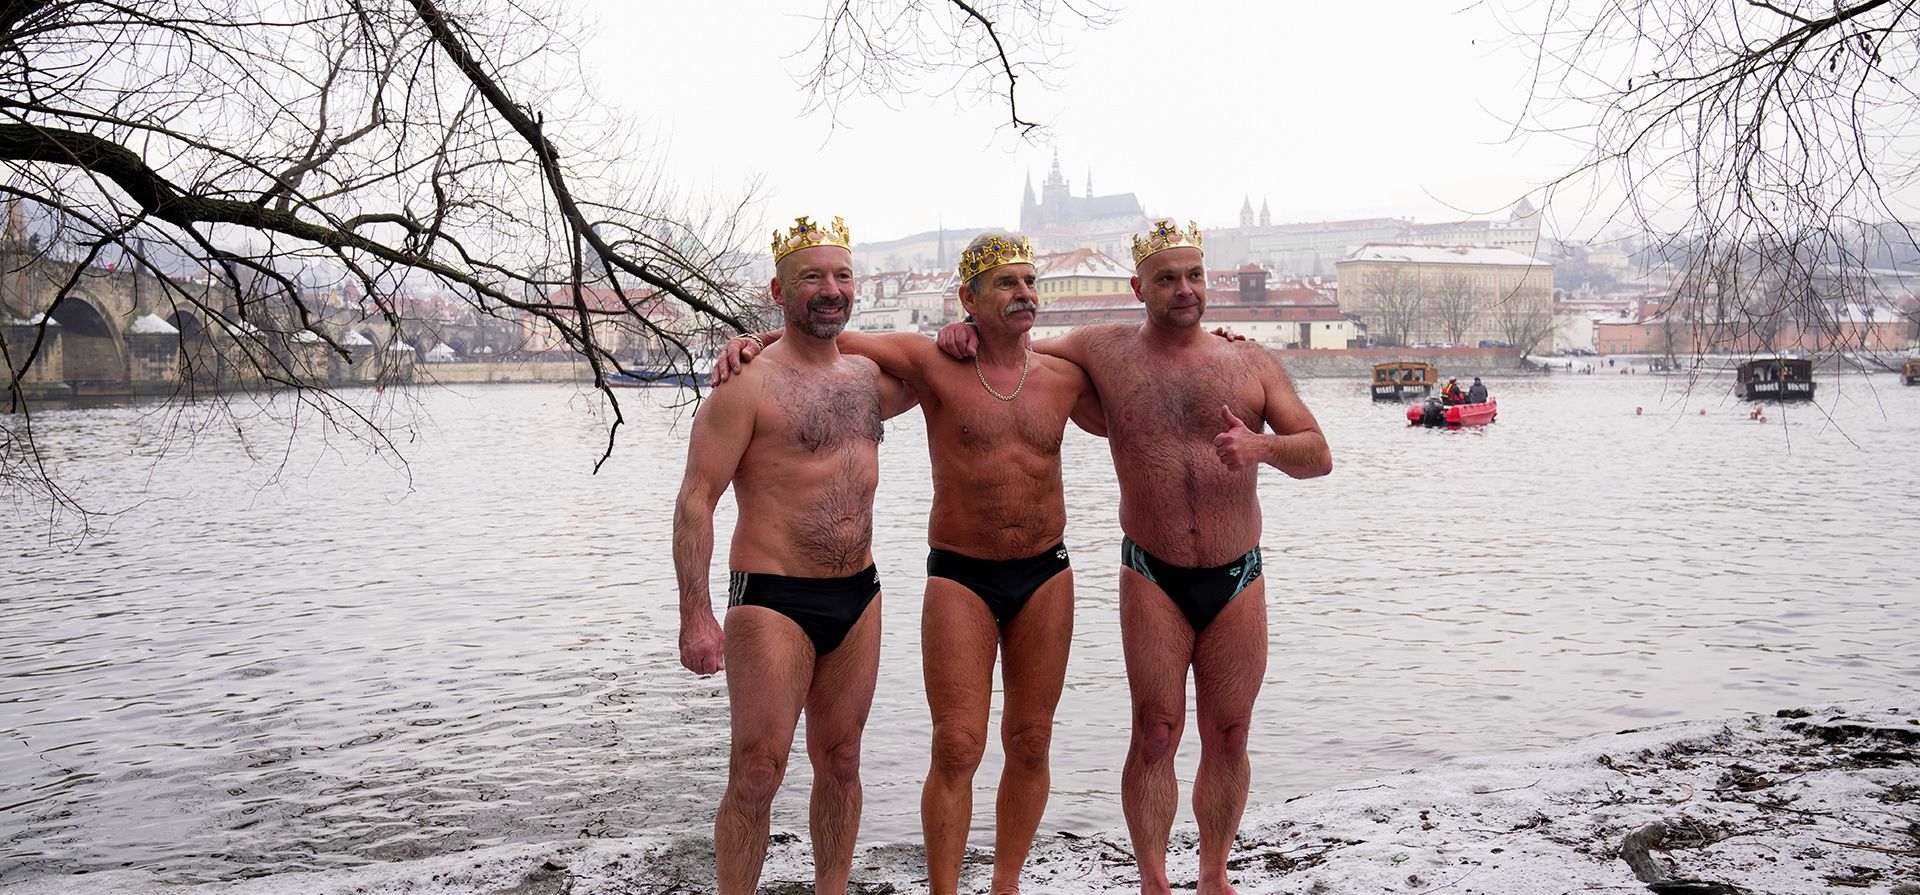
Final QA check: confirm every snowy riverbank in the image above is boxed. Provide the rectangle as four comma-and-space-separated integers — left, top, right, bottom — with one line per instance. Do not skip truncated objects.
9, 697, 1914, 895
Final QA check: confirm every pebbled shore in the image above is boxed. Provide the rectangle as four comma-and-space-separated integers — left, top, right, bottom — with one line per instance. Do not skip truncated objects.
7, 698, 1914, 895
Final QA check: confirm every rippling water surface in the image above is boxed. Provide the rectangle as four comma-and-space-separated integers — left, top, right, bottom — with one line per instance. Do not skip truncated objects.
3, 370, 1917, 885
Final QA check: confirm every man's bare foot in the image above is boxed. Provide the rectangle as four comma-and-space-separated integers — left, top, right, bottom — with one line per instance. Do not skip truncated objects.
1196, 871, 1239, 895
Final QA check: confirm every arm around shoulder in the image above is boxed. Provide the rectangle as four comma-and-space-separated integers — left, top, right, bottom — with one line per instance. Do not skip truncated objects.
839, 330, 938, 382
1063, 360, 1108, 437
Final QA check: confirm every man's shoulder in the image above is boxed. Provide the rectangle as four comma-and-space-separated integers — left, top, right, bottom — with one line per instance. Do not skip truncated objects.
1075, 321, 1136, 341
1220, 336, 1281, 367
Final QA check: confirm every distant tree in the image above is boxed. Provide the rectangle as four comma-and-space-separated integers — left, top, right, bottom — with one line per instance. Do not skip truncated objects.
1429, 271, 1477, 345
1493, 287, 1553, 354
1362, 266, 1424, 347
1511, 0, 1920, 355
1, 0, 1103, 521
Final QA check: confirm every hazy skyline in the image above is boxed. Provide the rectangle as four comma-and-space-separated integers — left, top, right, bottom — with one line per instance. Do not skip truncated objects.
580, 1, 1589, 248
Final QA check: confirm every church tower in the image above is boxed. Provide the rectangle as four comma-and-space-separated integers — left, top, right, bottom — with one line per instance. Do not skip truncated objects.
1040, 151, 1070, 220
1259, 198, 1271, 228
1020, 174, 1038, 233
1240, 196, 1254, 228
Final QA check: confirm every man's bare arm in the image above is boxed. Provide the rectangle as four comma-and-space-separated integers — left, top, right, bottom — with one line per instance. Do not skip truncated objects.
1066, 362, 1108, 438
671, 376, 758, 674
875, 366, 919, 419
1031, 325, 1098, 369
1212, 348, 1332, 478
839, 332, 941, 383
713, 330, 939, 386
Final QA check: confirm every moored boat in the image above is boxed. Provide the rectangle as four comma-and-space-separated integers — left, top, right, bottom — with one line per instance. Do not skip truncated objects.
607, 369, 700, 388
1903, 358, 1920, 386
1736, 357, 1815, 401
1408, 395, 1497, 428
1370, 361, 1437, 401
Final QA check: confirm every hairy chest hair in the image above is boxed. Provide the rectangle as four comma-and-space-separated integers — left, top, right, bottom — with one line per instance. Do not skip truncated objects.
1094, 339, 1263, 441
940, 374, 1069, 455
767, 363, 884, 452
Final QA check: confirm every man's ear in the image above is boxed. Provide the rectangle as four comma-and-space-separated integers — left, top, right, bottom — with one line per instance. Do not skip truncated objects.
957, 282, 977, 317
769, 275, 784, 303
1130, 275, 1143, 303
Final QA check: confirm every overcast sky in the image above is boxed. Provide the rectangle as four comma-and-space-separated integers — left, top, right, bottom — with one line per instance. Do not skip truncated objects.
576, 1, 1589, 246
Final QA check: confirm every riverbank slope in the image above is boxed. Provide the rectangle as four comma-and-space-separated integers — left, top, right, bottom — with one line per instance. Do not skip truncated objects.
9, 698, 1912, 895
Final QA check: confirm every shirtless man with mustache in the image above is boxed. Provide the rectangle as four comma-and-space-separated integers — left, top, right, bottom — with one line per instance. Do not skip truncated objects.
712, 230, 1103, 894
937, 220, 1332, 895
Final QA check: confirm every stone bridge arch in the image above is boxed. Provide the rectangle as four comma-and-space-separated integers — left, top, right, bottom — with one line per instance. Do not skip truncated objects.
46, 295, 126, 395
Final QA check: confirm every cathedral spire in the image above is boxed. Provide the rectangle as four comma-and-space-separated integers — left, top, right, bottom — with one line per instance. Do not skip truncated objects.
1259, 197, 1271, 227
1239, 196, 1254, 228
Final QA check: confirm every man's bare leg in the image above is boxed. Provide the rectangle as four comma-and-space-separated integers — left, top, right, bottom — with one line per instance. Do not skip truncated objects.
1191, 581, 1268, 895
1118, 569, 1198, 895
716, 606, 815, 895
920, 579, 999, 895
989, 570, 1074, 894
804, 594, 884, 895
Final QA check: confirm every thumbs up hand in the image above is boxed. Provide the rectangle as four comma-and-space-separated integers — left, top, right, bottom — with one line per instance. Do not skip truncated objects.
1213, 405, 1258, 471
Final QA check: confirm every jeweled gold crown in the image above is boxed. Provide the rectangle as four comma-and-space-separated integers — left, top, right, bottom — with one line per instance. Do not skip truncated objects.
771, 215, 852, 261
957, 234, 1034, 281
1130, 219, 1204, 267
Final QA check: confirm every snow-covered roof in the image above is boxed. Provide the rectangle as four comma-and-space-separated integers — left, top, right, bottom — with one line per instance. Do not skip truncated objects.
1344, 243, 1548, 267
1037, 248, 1131, 280
4, 312, 55, 326
387, 338, 413, 351
291, 329, 324, 343
341, 330, 373, 347
127, 313, 178, 335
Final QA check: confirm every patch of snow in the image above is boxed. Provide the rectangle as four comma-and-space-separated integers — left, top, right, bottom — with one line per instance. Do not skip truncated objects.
127, 313, 178, 335
3, 699, 1909, 894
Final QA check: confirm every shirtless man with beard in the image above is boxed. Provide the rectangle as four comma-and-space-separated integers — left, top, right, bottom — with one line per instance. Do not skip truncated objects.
674, 216, 918, 895
711, 231, 1104, 894
939, 220, 1332, 895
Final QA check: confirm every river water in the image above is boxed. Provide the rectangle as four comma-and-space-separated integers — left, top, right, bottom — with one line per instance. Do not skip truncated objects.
3, 369, 1917, 887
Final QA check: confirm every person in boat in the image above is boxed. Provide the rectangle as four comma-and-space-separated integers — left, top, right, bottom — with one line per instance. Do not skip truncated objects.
1467, 377, 1488, 404
1441, 378, 1466, 404
672, 215, 918, 895
711, 230, 1107, 895
936, 218, 1332, 895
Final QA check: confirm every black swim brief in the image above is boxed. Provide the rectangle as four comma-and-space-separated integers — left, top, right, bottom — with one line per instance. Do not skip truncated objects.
727, 565, 881, 656
926, 543, 1071, 623
1120, 535, 1262, 632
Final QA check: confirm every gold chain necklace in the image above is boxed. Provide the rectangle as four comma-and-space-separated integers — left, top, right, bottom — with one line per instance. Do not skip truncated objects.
972, 349, 1030, 402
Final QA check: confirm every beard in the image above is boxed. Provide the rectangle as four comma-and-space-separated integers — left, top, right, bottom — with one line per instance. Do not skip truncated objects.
798, 298, 848, 339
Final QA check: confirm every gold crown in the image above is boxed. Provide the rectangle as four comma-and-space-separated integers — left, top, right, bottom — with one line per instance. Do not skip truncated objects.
957, 233, 1034, 281
1130, 219, 1204, 267
771, 215, 852, 261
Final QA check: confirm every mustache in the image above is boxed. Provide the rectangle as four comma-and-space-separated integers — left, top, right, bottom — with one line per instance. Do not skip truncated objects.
808, 298, 847, 312
1003, 300, 1037, 316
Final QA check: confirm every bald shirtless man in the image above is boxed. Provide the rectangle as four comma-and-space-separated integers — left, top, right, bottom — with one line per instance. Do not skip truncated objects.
940, 220, 1332, 895
674, 216, 917, 895
712, 231, 1104, 894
